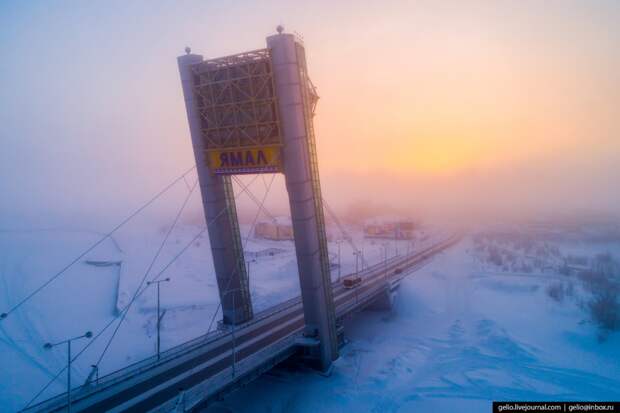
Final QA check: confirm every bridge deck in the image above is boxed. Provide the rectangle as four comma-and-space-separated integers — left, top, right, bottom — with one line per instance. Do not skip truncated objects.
23, 235, 460, 413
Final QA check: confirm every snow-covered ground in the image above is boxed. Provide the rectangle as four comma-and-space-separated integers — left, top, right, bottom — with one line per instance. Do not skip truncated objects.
0, 222, 432, 412
3, 223, 617, 413
203, 237, 620, 413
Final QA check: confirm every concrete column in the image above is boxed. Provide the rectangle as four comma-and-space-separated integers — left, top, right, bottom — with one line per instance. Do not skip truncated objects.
267, 33, 338, 370
178, 50, 252, 325
366, 287, 396, 311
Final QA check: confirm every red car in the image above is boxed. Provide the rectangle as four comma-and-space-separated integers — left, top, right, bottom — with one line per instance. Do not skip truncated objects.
342, 275, 362, 288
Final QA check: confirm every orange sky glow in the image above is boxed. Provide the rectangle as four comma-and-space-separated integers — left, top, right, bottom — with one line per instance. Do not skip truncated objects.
1, 0, 619, 224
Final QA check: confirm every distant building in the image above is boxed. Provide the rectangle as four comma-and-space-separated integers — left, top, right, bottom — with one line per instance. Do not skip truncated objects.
245, 247, 287, 258
255, 217, 337, 241
255, 217, 294, 241
363, 217, 416, 240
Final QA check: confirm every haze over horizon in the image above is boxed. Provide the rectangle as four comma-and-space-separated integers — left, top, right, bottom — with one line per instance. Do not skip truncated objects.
1, 0, 618, 228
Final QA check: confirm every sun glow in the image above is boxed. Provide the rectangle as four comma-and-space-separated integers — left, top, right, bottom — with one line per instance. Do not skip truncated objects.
388, 136, 486, 174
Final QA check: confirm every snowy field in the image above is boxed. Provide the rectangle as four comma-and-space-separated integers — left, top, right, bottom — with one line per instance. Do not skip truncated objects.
0, 223, 432, 412
1, 222, 618, 412
203, 236, 620, 413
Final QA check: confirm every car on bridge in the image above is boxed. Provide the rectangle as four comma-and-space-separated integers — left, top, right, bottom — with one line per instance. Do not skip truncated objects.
342, 274, 362, 289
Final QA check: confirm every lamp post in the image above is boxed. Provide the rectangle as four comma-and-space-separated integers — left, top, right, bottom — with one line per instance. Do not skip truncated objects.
336, 239, 342, 282
44, 331, 93, 413
221, 288, 242, 378
361, 245, 365, 271
147, 278, 170, 360
353, 251, 360, 275
382, 244, 388, 280
90, 364, 99, 385
245, 260, 252, 297
395, 235, 399, 257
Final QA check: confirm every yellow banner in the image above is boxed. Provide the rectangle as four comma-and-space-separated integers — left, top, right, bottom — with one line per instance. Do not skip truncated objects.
207, 146, 282, 175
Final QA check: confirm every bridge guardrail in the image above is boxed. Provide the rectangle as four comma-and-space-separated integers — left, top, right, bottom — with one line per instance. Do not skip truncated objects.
24, 234, 461, 412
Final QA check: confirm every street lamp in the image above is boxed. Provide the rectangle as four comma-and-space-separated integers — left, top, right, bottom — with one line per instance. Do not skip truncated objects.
245, 259, 255, 295
43, 331, 93, 413
220, 288, 242, 378
361, 245, 365, 270
395, 235, 399, 256
382, 243, 389, 280
90, 364, 99, 385
336, 239, 342, 282
147, 277, 170, 361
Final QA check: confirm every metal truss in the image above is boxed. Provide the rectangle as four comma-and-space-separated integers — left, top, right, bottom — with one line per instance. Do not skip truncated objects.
294, 41, 338, 358
191, 49, 282, 150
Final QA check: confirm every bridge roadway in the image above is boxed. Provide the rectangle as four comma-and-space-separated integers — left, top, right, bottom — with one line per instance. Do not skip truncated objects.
24, 234, 460, 413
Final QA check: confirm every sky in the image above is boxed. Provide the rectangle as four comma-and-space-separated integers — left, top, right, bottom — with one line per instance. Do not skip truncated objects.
1, 0, 619, 228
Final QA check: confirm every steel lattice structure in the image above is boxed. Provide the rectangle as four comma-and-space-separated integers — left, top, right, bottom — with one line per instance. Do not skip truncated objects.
191, 49, 282, 150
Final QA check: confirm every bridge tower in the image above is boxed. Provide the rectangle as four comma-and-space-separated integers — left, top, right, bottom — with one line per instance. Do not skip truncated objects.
177, 28, 338, 370
178, 51, 252, 325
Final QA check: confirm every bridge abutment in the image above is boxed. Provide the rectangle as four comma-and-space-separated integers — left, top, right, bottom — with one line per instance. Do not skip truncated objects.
365, 285, 396, 311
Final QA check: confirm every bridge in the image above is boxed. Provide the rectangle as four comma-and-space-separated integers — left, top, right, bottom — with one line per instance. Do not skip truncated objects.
23, 234, 459, 413
4, 27, 463, 413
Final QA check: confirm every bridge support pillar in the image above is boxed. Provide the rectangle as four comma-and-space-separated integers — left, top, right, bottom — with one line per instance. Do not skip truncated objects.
178, 53, 253, 325
366, 285, 396, 311
267, 32, 338, 371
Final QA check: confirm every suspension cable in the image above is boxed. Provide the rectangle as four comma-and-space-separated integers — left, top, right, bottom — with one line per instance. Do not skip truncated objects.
0, 165, 197, 321
205, 173, 277, 335
22, 174, 261, 410
322, 197, 369, 268
93, 178, 198, 367
91, 173, 269, 368
232, 175, 278, 224
200, 150, 284, 337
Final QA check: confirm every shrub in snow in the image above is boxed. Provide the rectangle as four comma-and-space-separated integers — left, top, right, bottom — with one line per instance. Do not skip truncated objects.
589, 292, 620, 332
488, 246, 503, 266
593, 252, 616, 277
576, 254, 620, 334
505, 250, 516, 263
567, 255, 588, 266
546, 282, 565, 302
579, 267, 618, 295
558, 262, 571, 276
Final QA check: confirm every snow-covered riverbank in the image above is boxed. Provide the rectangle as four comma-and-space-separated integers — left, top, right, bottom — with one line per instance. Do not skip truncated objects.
204, 238, 620, 413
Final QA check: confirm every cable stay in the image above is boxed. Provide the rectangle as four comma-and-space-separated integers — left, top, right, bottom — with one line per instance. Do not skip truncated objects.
205, 173, 277, 336
232, 175, 278, 224
23, 172, 263, 410
93, 178, 198, 368
0, 165, 197, 321
322, 197, 369, 268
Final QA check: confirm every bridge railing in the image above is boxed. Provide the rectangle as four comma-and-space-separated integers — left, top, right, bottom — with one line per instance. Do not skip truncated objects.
83, 248, 417, 394
25, 294, 305, 412
25, 234, 460, 412
335, 234, 461, 318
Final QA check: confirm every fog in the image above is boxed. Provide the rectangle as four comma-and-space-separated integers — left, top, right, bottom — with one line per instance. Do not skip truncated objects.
1, 1, 619, 232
